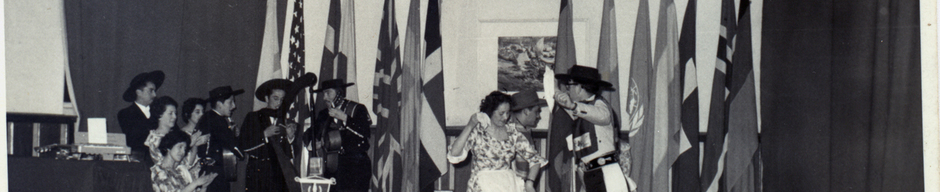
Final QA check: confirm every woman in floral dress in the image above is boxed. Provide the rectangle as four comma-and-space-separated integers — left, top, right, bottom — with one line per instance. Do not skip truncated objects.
151, 130, 217, 192
449, 91, 548, 192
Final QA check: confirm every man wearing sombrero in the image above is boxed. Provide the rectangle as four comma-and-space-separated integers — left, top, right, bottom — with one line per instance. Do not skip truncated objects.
552, 65, 631, 192
198, 85, 245, 192
307, 78, 373, 192
118, 70, 165, 166
238, 79, 297, 191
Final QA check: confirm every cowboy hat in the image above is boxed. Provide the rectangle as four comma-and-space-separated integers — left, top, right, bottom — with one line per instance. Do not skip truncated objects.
511, 89, 548, 111
554, 65, 613, 88
255, 79, 293, 102
312, 79, 355, 92
208, 86, 245, 103
122, 70, 165, 102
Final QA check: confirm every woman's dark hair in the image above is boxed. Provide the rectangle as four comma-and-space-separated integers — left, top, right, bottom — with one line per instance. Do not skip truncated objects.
479, 91, 513, 117
181, 98, 206, 122
150, 96, 179, 126
157, 129, 191, 156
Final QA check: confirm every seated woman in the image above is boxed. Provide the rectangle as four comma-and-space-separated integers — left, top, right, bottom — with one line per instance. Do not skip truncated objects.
152, 130, 218, 192
145, 96, 197, 166
179, 98, 209, 149
448, 91, 548, 192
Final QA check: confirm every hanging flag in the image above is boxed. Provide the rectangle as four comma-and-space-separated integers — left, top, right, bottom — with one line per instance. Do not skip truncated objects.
650, 0, 685, 190
285, 0, 308, 141
553, 0, 577, 77
316, 0, 358, 114
400, 0, 423, 190
702, 0, 736, 191
418, 0, 448, 190
597, 0, 621, 135
675, 0, 701, 192
281, 0, 310, 181
725, 1, 760, 191
626, 0, 653, 191
254, 0, 284, 111
371, 0, 403, 191
547, 0, 578, 191
595, 0, 631, 186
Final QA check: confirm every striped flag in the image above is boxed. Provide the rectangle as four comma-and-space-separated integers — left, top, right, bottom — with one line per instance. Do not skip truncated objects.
418, 0, 448, 190
254, 0, 284, 111
547, 0, 578, 191
701, 0, 736, 191
285, 0, 308, 140
650, 0, 685, 190
400, 0, 423, 190
316, 0, 358, 115
282, 0, 309, 181
725, 2, 760, 191
371, 0, 403, 191
626, 0, 653, 191
675, 0, 701, 192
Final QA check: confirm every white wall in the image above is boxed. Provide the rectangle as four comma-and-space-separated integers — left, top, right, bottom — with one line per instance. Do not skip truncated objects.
4, 0, 67, 115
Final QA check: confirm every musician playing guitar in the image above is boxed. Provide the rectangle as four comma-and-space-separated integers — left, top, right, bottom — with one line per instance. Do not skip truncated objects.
197, 86, 245, 192
238, 79, 299, 192
307, 78, 373, 192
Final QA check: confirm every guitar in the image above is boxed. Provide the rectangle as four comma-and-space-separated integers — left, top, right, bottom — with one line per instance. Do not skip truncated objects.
221, 149, 239, 181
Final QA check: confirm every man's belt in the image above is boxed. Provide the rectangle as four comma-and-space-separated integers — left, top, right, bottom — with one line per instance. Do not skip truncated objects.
584, 153, 618, 170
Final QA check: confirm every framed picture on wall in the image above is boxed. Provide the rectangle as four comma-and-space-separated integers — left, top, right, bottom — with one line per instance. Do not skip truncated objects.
497, 36, 556, 92
478, 19, 588, 129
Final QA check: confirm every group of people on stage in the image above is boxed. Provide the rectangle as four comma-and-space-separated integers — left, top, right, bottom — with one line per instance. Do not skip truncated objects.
119, 64, 630, 192
447, 65, 634, 192
118, 70, 372, 192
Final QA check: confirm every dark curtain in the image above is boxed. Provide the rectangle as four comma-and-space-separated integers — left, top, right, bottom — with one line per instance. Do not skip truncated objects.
65, 0, 286, 133
761, 0, 922, 191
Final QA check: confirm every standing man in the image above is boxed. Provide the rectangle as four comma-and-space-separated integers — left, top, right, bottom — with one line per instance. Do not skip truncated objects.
307, 79, 372, 192
553, 65, 631, 192
238, 79, 298, 192
118, 70, 165, 166
510, 89, 549, 192
199, 86, 245, 192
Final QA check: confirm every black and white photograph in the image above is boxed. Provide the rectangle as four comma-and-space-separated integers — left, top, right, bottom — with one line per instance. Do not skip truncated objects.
3, 0, 938, 192
497, 36, 555, 92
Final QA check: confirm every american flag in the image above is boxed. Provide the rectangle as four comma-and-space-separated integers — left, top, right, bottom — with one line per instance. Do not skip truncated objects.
286, 0, 308, 132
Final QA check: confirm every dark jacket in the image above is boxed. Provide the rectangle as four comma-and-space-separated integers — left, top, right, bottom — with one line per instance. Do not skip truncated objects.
238, 108, 293, 192
117, 104, 155, 164
196, 110, 236, 192
238, 109, 294, 160
308, 100, 372, 155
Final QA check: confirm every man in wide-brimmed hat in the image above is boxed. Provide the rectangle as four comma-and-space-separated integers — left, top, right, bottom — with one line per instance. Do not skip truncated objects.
550, 65, 630, 192
197, 85, 244, 192
117, 70, 165, 166
238, 79, 298, 192
308, 78, 373, 191
509, 89, 549, 191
